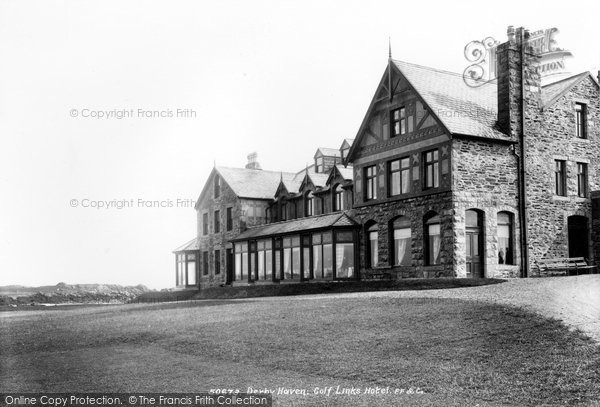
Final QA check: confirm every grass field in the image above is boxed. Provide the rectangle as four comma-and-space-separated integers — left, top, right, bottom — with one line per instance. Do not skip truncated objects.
1, 295, 599, 406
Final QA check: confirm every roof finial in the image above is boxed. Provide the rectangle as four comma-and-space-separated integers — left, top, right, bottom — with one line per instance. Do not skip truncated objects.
388, 36, 392, 60
213, 160, 216, 168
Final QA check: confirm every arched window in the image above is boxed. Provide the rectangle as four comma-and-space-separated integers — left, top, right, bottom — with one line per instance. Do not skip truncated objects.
334, 184, 344, 211
392, 217, 411, 266
367, 223, 379, 268
425, 213, 441, 265
497, 212, 514, 265
305, 192, 314, 217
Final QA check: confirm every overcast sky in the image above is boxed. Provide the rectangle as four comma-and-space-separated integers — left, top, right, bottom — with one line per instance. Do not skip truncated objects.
1, 0, 598, 288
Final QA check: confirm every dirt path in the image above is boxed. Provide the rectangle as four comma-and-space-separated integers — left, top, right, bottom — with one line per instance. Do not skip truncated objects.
295, 275, 600, 342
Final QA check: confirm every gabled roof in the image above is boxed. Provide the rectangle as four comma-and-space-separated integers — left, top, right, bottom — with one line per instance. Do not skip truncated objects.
541, 72, 598, 108
294, 166, 331, 192
233, 212, 359, 241
173, 238, 198, 253
335, 164, 353, 181
314, 147, 341, 158
326, 164, 353, 186
340, 138, 354, 150
392, 60, 508, 141
216, 166, 295, 200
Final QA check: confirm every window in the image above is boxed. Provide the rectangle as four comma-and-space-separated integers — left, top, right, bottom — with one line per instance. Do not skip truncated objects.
214, 250, 220, 275
365, 166, 377, 200
312, 232, 333, 279
281, 202, 287, 221
290, 201, 297, 219
302, 235, 311, 280
367, 223, 378, 268
214, 210, 220, 233
555, 160, 566, 196
334, 185, 344, 211
176, 254, 185, 286
576, 103, 587, 139
577, 163, 587, 198
226, 207, 233, 231
283, 236, 300, 280
202, 251, 209, 275
203, 213, 208, 235
389, 157, 411, 196
234, 243, 247, 281
391, 107, 406, 137
316, 156, 324, 173
186, 253, 197, 285
305, 192, 314, 216
336, 231, 355, 278
256, 239, 272, 280
392, 217, 411, 266
425, 214, 441, 265
497, 212, 514, 265
424, 150, 439, 189
214, 175, 221, 198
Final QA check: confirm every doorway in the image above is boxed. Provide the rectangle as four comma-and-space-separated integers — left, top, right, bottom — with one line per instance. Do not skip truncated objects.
466, 209, 484, 278
568, 216, 589, 258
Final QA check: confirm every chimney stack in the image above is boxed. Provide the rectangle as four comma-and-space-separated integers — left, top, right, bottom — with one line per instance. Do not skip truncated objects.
496, 26, 541, 138
245, 152, 262, 170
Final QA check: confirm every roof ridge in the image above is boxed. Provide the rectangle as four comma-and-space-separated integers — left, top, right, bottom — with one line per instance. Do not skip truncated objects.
242, 212, 345, 230
392, 59, 464, 78
216, 165, 295, 176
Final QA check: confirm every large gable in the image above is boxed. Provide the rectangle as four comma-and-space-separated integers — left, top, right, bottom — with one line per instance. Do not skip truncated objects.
541, 72, 599, 108
391, 60, 508, 141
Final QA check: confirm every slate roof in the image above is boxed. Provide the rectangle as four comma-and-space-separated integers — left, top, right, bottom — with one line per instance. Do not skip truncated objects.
173, 238, 198, 253
392, 60, 508, 140
315, 147, 341, 157
293, 166, 332, 190
233, 212, 359, 240
216, 166, 296, 199
335, 165, 353, 180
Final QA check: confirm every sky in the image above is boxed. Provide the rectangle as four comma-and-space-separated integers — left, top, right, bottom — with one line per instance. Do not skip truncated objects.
1, 0, 599, 288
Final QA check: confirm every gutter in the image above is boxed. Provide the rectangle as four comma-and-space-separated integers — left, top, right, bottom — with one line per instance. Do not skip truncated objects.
519, 29, 530, 278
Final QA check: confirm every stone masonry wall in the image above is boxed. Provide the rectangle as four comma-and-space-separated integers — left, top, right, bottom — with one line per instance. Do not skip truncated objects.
593, 191, 600, 264
524, 75, 600, 271
452, 138, 521, 278
196, 171, 271, 288
350, 191, 454, 278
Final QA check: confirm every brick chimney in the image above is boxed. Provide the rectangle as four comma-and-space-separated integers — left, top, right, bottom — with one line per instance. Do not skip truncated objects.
245, 152, 262, 170
496, 26, 541, 138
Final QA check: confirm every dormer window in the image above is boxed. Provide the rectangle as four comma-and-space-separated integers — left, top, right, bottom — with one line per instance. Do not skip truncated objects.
316, 157, 324, 173
575, 103, 587, 139
305, 192, 314, 216
391, 107, 406, 137
334, 185, 344, 211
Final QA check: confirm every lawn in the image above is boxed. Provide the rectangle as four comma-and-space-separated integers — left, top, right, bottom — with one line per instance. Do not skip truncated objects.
1, 295, 599, 406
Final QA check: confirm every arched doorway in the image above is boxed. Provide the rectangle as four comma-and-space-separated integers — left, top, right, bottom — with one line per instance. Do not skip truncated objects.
568, 216, 589, 258
465, 209, 484, 278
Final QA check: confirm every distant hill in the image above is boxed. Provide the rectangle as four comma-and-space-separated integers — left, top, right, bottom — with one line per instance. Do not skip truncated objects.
0, 283, 154, 306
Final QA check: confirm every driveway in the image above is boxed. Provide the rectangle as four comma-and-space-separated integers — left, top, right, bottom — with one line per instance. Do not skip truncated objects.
295, 275, 600, 342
